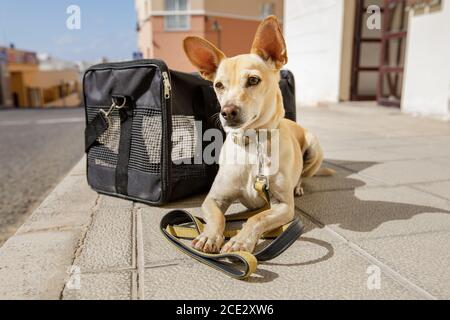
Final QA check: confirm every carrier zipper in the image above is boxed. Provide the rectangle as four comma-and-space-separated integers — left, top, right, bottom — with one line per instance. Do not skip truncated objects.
162, 71, 171, 99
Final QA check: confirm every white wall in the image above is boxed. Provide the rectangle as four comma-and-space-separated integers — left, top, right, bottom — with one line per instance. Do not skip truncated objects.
284, 0, 345, 106
402, 4, 450, 118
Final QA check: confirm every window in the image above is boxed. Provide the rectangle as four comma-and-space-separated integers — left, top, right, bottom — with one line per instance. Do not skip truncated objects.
261, 3, 275, 18
164, 0, 190, 31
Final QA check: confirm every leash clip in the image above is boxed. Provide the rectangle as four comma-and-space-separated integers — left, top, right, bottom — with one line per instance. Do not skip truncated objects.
255, 174, 269, 191
100, 97, 127, 119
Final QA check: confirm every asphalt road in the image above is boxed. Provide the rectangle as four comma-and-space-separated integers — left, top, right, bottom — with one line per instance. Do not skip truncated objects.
0, 108, 85, 245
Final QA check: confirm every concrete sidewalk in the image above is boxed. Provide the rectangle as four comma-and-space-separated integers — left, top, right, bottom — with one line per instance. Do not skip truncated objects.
1, 102, 449, 299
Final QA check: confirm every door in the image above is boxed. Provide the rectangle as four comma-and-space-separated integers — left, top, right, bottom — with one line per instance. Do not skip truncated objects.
351, 0, 384, 101
377, 0, 409, 107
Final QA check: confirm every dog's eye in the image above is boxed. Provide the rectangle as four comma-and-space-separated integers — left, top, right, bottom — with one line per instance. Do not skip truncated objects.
215, 82, 224, 90
247, 76, 261, 87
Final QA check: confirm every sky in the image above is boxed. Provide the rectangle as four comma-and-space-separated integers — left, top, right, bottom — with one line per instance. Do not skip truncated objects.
0, 0, 138, 62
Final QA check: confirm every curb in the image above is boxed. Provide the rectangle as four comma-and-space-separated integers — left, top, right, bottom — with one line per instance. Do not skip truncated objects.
0, 157, 97, 299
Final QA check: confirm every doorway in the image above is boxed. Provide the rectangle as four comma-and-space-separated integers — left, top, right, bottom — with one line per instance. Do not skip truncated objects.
351, 0, 408, 107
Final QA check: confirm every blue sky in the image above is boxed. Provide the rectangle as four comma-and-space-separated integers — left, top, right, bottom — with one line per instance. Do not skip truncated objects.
0, 0, 138, 62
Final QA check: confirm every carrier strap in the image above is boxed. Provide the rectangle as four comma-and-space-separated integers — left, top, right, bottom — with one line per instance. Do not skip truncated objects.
160, 181, 304, 280
84, 112, 109, 152
115, 97, 134, 195
84, 96, 134, 196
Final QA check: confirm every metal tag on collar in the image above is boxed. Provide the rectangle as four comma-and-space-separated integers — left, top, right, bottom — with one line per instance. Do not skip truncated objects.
255, 130, 270, 190
232, 132, 239, 145
255, 174, 269, 191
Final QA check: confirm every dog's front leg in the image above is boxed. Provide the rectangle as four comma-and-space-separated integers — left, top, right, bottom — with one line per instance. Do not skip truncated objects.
221, 201, 295, 253
192, 196, 230, 253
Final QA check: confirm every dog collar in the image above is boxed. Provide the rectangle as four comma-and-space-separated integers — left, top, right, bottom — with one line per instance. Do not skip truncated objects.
230, 130, 273, 147
231, 132, 250, 146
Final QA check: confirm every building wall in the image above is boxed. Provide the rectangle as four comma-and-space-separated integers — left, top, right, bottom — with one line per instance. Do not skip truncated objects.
204, 0, 283, 20
151, 0, 204, 12
135, 0, 284, 72
402, 5, 450, 117
0, 68, 11, 106
9, 64, 80, 107
339, 0, 356, 101
136, 0, 154, 59
137, 20, 154, 59
151, 15, 205, 72
284, 0, 345, 106
10, 71, 26, 106
204, 16, 261, 57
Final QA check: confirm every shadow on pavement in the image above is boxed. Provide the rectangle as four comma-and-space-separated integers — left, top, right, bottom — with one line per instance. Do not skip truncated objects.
158, 159, 450, 283
299, 159, 450, 232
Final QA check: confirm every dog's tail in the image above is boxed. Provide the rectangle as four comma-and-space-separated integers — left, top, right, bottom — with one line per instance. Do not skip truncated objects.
314, 167, 336, 176
302, 131, 335, 178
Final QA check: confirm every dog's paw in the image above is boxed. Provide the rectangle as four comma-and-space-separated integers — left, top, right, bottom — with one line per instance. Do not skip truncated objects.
220, 235, 257, 254
192, 231, 224, 253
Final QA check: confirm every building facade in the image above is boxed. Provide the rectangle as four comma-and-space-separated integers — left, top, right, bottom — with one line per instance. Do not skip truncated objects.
135, 0, 284, 72
0, 47, 81, 108
284, 0, 449, 119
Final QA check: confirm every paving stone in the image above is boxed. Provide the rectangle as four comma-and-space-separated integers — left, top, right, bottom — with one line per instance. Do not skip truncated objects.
431, 157, 450, 167
413, 180, 450, 200
302, 162, 383, 194
358, 231, 450, 299
139, 199, 252, 266
140, 207, 190, 266
74, 196, 134, 271
0, 229, 82, 299
296, 186, 450, 241
321, 136, 432, 152
143, 241, 422, 300
62, 271, 132, 300
342, 159, 450, 185
325, 148, 417, 162
68, 156, 87, 176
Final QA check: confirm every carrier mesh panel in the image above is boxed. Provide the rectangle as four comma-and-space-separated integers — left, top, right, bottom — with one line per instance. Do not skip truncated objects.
87, 107, 120, 168
130, 108, 162, 173
171, 115, 206, 180
87, 107, 205, 179
171, 116, 198, 162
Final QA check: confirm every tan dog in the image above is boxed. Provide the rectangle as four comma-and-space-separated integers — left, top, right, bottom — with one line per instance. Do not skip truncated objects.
183, 16, 329, 254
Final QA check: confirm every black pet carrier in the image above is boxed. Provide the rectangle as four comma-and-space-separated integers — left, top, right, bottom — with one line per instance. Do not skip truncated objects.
84, 59, 296, 205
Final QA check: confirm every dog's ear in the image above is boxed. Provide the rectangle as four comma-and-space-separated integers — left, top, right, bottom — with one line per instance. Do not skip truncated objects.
251, 15, 287, 69
183, 36, 226, 81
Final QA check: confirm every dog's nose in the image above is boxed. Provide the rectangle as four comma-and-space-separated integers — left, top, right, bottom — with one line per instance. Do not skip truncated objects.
221, 105, 239, 121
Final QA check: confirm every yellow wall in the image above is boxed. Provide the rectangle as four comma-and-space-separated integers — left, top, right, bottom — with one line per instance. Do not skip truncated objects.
23, 70, 79, 88
9, 66, 80, 107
